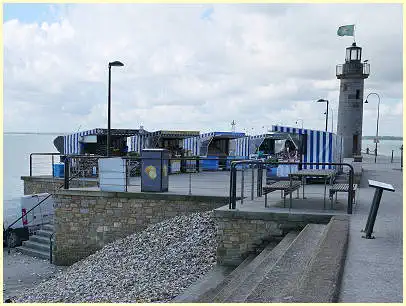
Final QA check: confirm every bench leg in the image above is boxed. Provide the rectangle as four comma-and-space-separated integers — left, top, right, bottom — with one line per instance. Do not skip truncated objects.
330, 191, 334, 209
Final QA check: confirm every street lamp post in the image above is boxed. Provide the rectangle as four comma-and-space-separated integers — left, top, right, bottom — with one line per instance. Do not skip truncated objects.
107, 61, 124, 157
317, 99, 329, 132
364, 92, 381, 163
324, 108, 334, 133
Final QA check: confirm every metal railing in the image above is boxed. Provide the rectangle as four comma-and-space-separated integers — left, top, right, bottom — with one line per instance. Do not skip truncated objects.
6, 170, 83, 256
61, 155, 247, 197
229, 161, 355, 214
29, 153, 61, 177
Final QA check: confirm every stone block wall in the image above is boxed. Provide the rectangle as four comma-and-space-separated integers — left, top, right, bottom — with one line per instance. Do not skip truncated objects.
214, 209, 334, 266
21, 176, 98, 195
52, 190, 228, 266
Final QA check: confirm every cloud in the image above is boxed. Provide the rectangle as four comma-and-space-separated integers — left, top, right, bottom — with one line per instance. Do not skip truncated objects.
3, 3, 403, 136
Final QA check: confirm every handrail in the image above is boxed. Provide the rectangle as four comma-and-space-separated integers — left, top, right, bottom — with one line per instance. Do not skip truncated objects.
6, 158, 82, 253
229, 161, 354, 214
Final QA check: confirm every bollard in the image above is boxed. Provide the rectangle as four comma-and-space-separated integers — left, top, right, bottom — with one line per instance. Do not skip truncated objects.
391, 150, 394, 163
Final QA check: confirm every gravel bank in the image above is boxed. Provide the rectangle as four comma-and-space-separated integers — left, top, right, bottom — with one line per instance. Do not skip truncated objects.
15, 210, 217, 303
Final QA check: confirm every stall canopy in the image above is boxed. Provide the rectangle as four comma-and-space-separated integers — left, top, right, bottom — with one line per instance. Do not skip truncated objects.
64, 128, 139, 155
229, 133, 294, 157
183, 132, 245, 157
271, 125, 343, 169
128, 130, 200, 154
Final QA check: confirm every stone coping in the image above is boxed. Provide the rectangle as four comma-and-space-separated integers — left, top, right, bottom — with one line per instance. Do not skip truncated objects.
214, 205, 347, 222
22, 176, 98, 181
54, 188, 230, 203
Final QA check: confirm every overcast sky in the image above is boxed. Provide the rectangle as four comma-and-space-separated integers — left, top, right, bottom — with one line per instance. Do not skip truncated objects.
3, 3, 403, 136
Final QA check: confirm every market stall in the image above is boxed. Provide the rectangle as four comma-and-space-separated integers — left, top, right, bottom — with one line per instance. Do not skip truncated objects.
146, 130, 199, 173
183, 132, 246, 170
271, 125, 343, 171
62, 128, 140, 177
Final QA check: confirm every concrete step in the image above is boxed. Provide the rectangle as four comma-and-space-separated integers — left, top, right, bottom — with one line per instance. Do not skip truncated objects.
246, 223, 327, 303
30, 235, 51, 245
42, 224, 54, 232
15, 246, 50, 260
22, 240, 50, 252
209, 233, 298, 303
36, 229, 53, 238
172, 265, 235, 302
225, 232, 299, 302
286, 216, 349, 303
196, 254, 256, 302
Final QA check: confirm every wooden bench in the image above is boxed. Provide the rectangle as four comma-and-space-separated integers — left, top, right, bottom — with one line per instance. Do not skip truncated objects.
329, 183, 358, 208
263, 180, 301, 208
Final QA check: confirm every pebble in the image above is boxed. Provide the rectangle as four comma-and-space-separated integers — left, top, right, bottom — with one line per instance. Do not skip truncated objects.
14, 211, 217, 303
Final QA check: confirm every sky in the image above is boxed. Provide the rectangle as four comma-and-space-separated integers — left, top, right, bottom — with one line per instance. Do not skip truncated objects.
3, 3, 403, 136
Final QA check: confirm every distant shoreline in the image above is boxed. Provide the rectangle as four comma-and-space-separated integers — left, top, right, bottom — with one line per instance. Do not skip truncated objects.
363, 136, 403, 141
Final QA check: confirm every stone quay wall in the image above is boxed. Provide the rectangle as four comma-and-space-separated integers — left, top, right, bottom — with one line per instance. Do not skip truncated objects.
53, 190, 228, 266
214, 209, 335, 266
21, 176, 98, 195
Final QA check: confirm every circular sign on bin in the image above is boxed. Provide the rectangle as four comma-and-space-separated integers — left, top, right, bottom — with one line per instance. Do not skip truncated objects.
145, 165, 157, 180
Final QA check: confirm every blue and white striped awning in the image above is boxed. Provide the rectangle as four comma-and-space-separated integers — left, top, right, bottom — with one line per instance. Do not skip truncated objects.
271, 125, 342, 169
127, 134, 151, 153
64, 129, 98, 155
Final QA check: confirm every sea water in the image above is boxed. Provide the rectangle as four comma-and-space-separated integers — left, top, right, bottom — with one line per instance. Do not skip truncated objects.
3, 134, 56, 224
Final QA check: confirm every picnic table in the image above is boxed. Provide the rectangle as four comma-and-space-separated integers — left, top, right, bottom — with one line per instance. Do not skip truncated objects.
289, 169, 336, 209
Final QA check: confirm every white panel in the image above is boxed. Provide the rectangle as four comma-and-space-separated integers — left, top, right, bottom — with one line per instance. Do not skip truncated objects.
98, 158, 126, 192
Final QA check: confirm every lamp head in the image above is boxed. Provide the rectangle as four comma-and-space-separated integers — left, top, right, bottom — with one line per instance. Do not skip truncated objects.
109, 61, 124, 67
317, 99, 328, 103
364, 100, 368, 104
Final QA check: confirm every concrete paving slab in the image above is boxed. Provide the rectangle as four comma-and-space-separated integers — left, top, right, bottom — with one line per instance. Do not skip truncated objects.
338, 154, 403, 303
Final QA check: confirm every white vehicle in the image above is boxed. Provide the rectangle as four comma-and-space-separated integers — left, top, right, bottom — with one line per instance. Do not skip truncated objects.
3, 193, 55, 248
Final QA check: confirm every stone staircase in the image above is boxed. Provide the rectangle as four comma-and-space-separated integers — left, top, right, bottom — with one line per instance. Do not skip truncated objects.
177, 216, 348, 303
16, 224, 54, 260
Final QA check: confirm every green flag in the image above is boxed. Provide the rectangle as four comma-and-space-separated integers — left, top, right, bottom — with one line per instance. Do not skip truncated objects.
337, 25, 355, 36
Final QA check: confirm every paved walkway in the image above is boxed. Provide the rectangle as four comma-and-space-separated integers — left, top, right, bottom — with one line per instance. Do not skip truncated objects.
338, 155, 403, 302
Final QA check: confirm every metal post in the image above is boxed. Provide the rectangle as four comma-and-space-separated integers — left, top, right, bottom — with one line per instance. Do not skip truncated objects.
347, 168, 354, 214
231, 166, 237, 209
196, 157, 200, 173
391, 150, 394, 163
64, 157, 69, 190
51, 155, 54, 177
251, 165, 255, 201
362, 189, 379, 233
107, 65, 112, 157
30, 154, 33, 177
189, 172, 192, 195
241, 167, 245, 205
401, 146, 403, 169
363, 188, 384, 239
326, 100, 329, 132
